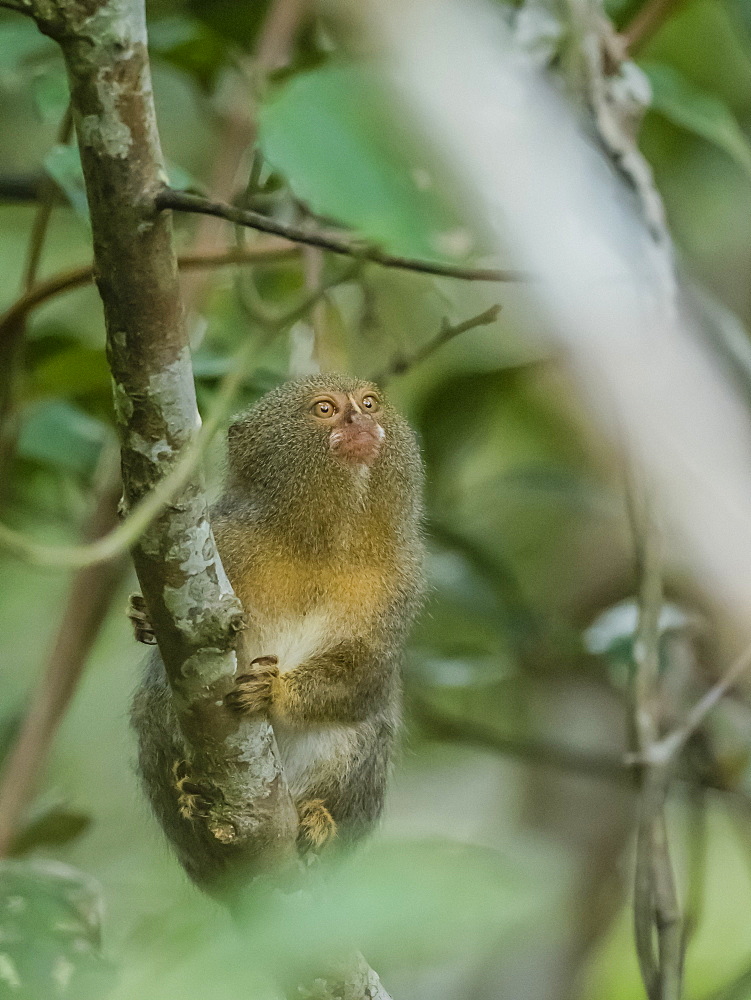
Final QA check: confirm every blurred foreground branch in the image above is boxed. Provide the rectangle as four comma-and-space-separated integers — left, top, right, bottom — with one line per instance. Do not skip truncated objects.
0, 463, 125, 858
0, 260, 360, 570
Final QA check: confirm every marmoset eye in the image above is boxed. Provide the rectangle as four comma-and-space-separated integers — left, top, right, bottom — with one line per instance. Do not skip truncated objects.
361, 394, 380, 411
311, 399, 337, 418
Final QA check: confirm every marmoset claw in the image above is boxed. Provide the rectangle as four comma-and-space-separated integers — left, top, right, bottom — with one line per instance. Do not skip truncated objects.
172, 760, 214, 821
127, 593, 156, 645
296, 799, 337, 853
224, 656, 279, 715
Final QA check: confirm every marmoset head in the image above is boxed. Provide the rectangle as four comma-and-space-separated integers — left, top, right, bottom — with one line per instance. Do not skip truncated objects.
223, 374, 422, 533
308, 383, 385, 467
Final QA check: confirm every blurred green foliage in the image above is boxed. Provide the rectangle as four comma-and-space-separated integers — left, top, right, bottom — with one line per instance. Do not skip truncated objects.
2, 0, 751, 998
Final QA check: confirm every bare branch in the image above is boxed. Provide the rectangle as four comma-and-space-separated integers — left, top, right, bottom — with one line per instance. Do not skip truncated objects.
637, 640, 751, 768
378, 305, 501, 381
156, 188, 530, 283
22, 105, 73, 292
0, 106, 75, 491
411, 697, 751, 806
0, 0, 32, 12
0, 171, 52, 202
0, 242, 297, 337
629, 486, 683, 1000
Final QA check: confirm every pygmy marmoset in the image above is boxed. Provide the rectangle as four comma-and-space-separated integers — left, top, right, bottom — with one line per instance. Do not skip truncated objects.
130, 374, 425, 887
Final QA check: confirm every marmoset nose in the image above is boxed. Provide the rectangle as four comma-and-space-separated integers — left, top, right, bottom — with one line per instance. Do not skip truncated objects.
343, 407, 371, 427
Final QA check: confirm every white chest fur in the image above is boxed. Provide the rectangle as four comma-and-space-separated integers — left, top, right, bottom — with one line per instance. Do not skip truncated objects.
273, 721, 359, 799
241, 609, 360, 799
244, 609, 335, 675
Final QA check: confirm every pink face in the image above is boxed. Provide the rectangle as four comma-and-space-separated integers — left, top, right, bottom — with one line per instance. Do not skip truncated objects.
308, 388, 386, 466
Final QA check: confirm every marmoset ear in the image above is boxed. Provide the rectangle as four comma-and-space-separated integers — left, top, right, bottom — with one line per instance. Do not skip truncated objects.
226, 416, 251, 463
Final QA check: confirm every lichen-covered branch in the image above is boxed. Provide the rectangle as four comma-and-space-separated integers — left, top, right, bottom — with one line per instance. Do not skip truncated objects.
24, 0, 298, 874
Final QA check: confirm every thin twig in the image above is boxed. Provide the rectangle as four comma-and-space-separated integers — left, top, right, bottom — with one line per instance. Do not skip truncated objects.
22, 104, 73, 292
629, 484, 683, 1000
156, 187, 530, 283
377, 305, 501, 382
0, 171, 53, 202
0, 242, 297, 339
639, 641, 751, 768
179, 0, 304, 318
410, 698, 751, 805
681, 784, 707, 954
0, 336, 256, 567
621, 0, 686, 54
0, 106, 75, 496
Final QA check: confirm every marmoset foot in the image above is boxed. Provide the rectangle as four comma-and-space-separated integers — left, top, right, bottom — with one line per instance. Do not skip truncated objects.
224, 656, 279, 715
297, 798, 337, 853
127, 593, 156, 645
172, 760, 214, 821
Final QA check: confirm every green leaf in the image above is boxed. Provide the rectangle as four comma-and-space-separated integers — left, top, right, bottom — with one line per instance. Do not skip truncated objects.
258, 64, 471, 260
31, 69, 69, 124
17, 400, 107, 478
0, 711, 21, 767
187, 0, 273, 51
237, 838, 551, 983
643, 61, 751, 180
10, 803, 91, 858
43, 144, 89, 221
165, 159, 202, 194
149, 15, 227, 89
0, 859, 113, 999
0, 20, 56, 73
31, 344, 111, 398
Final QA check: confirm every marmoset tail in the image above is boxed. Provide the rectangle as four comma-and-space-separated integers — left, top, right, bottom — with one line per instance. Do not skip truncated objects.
130, 374, 425, 888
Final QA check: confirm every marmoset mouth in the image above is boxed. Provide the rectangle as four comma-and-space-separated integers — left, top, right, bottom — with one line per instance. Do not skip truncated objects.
329, 422, 385, 466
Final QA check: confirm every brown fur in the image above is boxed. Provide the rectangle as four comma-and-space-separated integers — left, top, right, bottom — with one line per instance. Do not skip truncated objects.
130, 374, 425, 888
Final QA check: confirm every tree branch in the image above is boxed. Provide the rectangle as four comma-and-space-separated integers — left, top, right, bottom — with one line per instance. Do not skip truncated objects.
0, 171, 53, 202
156, 187, 530, 283
22, 105, 73, 292
25, 0, 298, 879
0, 105, 75, 494
629, 486, 683, 1000
411, 697, 751, 806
